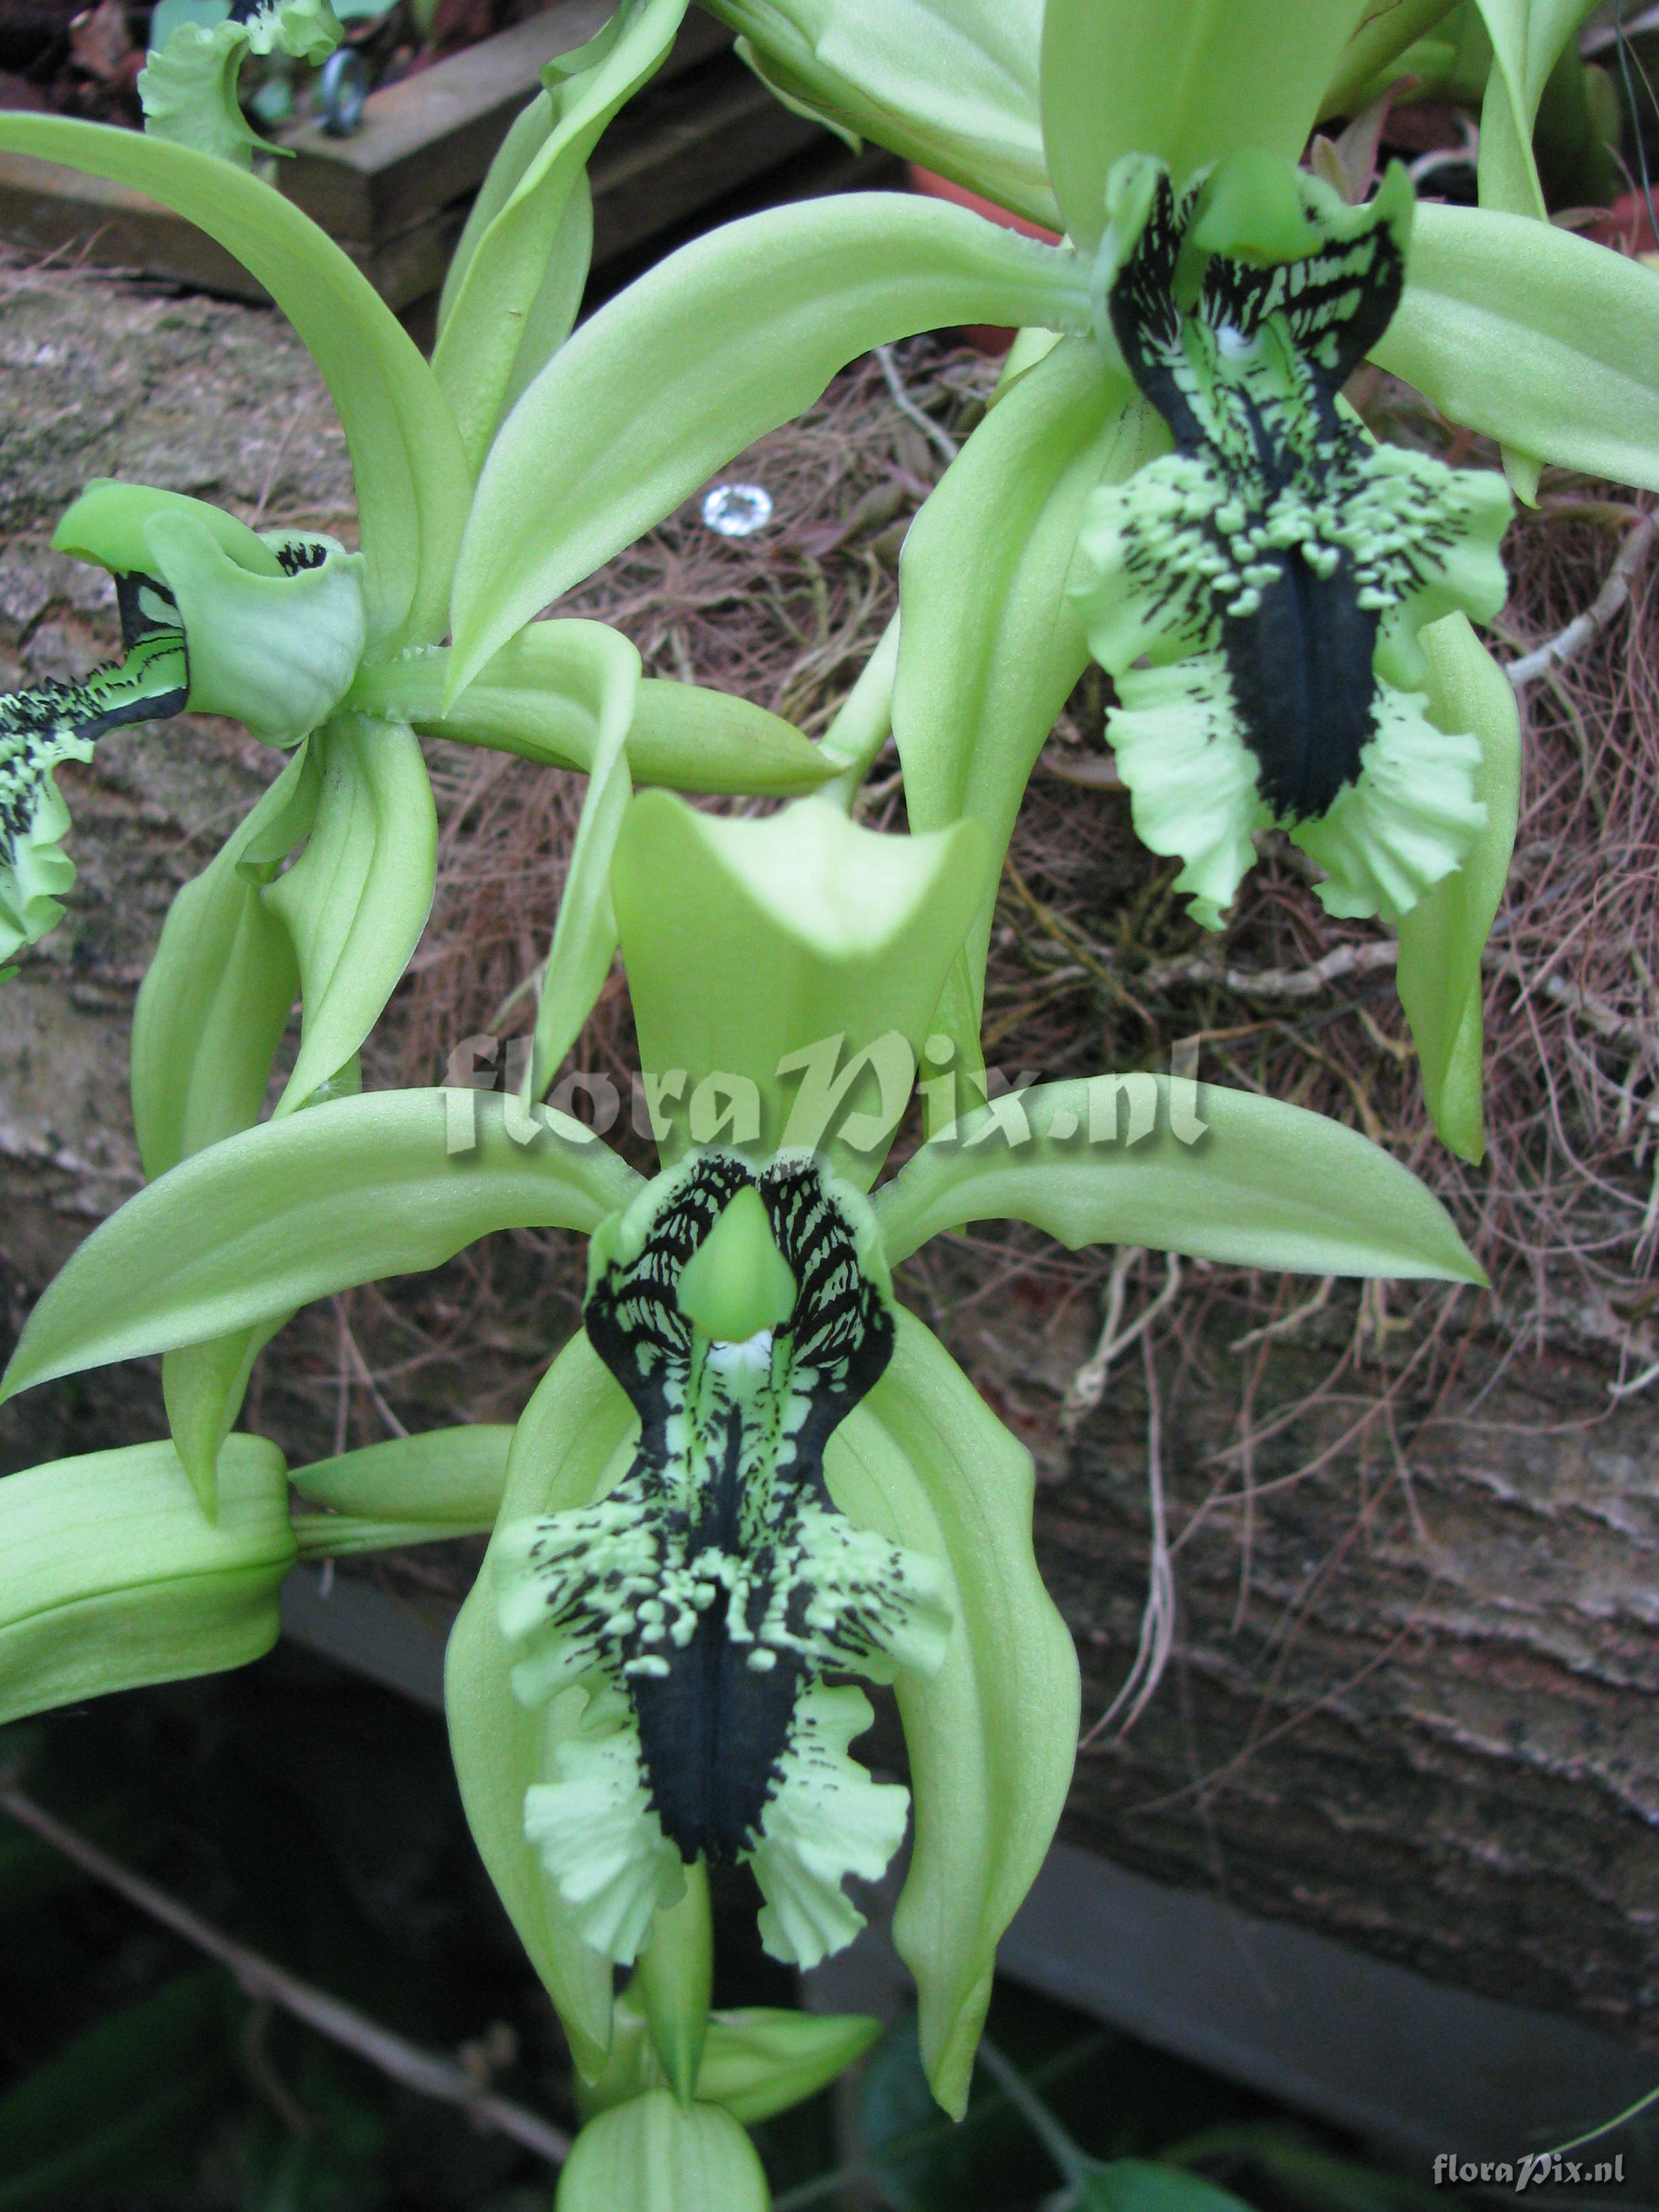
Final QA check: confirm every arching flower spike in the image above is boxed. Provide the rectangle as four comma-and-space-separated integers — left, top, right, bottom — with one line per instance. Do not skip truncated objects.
1069, 157, 1512, 929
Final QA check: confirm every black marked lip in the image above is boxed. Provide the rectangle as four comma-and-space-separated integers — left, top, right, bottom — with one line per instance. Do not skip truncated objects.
581, 1153, 895, 1864
1219, 544, 1381, 819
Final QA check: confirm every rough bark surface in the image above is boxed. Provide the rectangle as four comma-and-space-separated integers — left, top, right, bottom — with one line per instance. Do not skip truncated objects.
3, 254, 1656, 2068
1029, 1321, 1659, 2055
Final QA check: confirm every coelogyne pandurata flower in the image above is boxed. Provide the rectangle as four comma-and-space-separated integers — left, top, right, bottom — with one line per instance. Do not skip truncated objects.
0, 482, 365, 968
497, 1152, 949, 1970
1069, 156, 1513, 931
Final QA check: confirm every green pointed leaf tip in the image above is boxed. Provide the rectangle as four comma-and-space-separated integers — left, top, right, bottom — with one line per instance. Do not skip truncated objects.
0, 1435, 293, 1725
555, 2090, 769, 2212
0, 1090, 641, 1400
0, 113, 470, 651
611, 792, 988, 1187
290, 1424, 514, 1523
56, 481, 367, 746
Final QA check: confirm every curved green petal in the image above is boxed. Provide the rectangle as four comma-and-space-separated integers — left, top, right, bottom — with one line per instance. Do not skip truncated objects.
138, 0, 342, 169
611, 792, 987, 1185
893, 334, 1153, 1036
0, 1090, 641, 1399
872, 1074, 1483, 1282
1395, 612, 1521, 1164
0, 1435, 293, 1727
447, 1330, 638, 2078
432, 0, 689, 466
826, 1309, 1077, 2118
554, 2090, 769, 2212
447, 194, 1088, 695
131, 745, 314, 1181
708, 0, 1056, 228
1039, 0, 1370, 248
263, 716, 435, 1112
525, 625, 640, 1099
0, 115, 471, 650
1376, 203, 1659, 494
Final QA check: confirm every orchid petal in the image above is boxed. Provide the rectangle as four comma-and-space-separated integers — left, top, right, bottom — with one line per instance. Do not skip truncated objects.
1395, 613, 1521, 1164
1039, 0, 1370, 248
610, 792, 986, 1186
872, 1075, 1483, 1282
0, 1091, 640, 1399
447, 1332, 635, 2077
1376, 203, 1659, 494
826, 1310, 1077, 2117
433, 0, 688, 466
448, 194, 1087, 695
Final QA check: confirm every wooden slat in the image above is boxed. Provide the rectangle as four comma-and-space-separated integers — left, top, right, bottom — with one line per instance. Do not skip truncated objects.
276, 0, 731, 242
0, 9, 828, 312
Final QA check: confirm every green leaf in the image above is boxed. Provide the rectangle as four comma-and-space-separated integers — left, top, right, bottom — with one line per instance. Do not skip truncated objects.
555, 2090, 769, 2212
1472, 0, 1596, 222
0, 1435, 293, 1726
0, 115, 470, 649
1319, 0, 1467, 119
708, 0, 1058, 230
290, 1423, 514, 1523
872, 1074, 1485, 1282
447, 1331, 635, 2077
1039, 0, 1370, 247
1375, 202, 1659, 494
447, 192, 1087, 694
432, 0, 689, 466
826, 1311, 1078, 2119
264, 716, 436, 1113
893, 336, 1155, 1030
352, 633, 831, 796
1395, 613, 1520, 1164
1084, 2162, 1254, 2212
0, 1972, 230, 2211
526, 625, 640, 1097
611, 792, 987, 1187
162, 1327, 279, 1524
0, 1090, 641, 1399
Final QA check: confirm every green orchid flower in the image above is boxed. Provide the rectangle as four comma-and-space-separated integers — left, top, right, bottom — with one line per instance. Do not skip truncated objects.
451, 0, 1659, 1164
1, 792, 1481, 2143
138, 0, 344, 169
1067, 155, 1512, 931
